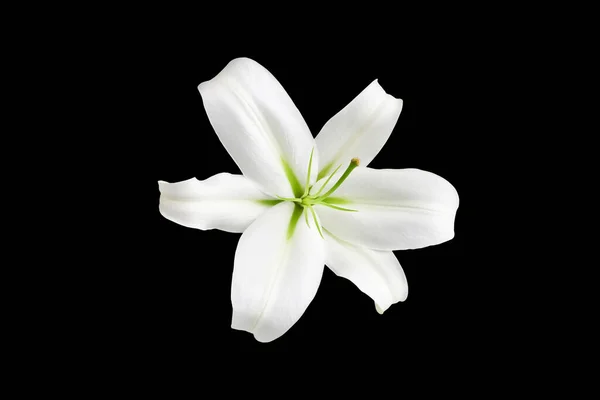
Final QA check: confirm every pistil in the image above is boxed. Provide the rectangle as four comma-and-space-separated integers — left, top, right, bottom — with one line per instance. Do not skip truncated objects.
315, 158, 360, 200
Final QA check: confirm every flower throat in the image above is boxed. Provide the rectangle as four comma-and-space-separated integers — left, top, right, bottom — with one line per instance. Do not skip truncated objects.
278, 148, 359, 238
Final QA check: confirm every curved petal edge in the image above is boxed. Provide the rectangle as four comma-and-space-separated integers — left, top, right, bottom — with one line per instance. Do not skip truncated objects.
158, 173, 278, 233
231, 202, 325, 342
314, 167, 459, 250
324, 230, 408, 314
315, 80, 403, 179
198, 58, 317, 197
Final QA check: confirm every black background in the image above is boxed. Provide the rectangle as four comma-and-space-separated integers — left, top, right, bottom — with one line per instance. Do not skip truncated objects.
16, 6, 574, 390
9, 4, 571, 389
118, 34, 489, 356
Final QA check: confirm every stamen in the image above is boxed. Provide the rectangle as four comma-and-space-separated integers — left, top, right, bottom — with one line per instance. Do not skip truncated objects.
312, 163, 343, 197
304, 205, 310, 227
318, 203, 358, 212
318, 158, 360, 199
309, 206, 324, 239
276, 195, 302, 203
302, 147, 315, 198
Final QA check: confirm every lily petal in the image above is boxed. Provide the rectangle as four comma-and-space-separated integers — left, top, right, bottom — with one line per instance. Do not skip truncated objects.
231, 202, 325, 343
198, 58, 317, 198
158, 173, 279, 233
324, 230, 408, 313
315, 80, 403, 179
313, 168, 459, 250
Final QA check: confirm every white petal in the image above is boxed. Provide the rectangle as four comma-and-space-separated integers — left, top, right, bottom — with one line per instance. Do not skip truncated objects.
313, 167, 459, 250
315, 80, 402, 179
324, 230, 408, 314
198, 58, 317, 198
231, 202, 325, 343
158, 173, 278, 233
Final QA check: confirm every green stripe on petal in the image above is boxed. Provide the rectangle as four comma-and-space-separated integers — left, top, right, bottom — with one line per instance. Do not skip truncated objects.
256, 199, 283, 206
287, 204, 305, 240
281, 157, 304, 198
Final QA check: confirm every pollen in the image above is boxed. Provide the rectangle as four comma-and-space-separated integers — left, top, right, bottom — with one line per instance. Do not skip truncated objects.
351, 157, 360, 166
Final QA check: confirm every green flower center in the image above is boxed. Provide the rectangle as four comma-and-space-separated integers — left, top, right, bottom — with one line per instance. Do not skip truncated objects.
279, 148, 360, 239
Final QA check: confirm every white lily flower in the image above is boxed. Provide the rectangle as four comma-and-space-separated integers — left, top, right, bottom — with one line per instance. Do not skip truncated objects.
158, 58, 459, 343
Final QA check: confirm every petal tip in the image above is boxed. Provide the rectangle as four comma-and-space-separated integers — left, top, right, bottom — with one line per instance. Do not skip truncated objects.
399, 290, 409, 302
370, 78, 403, 103
253, 333, 275, 344
229, 56, 257, 66
231, 325, 272, 344
231, 310, 255, 334
197, 80, 210, 95
368, 78, 384, 93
